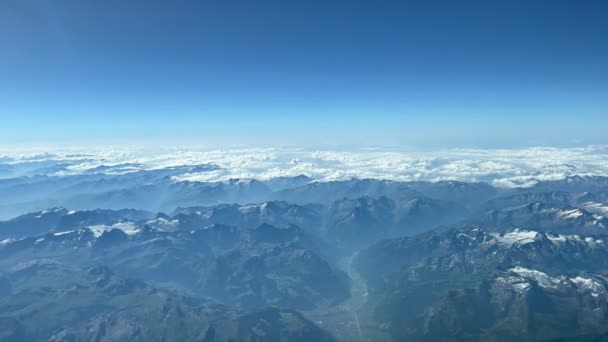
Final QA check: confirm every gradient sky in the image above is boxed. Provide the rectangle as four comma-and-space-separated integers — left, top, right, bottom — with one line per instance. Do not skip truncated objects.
1, 0, 607, 148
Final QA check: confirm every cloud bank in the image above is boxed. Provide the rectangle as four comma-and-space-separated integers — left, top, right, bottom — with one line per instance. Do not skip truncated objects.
1, 145, 608, 188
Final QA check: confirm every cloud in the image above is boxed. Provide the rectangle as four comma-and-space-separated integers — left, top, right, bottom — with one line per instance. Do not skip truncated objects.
1, 145, 608, 188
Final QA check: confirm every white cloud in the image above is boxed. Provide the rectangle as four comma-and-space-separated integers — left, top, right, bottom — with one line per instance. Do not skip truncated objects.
1, 145, 608, 188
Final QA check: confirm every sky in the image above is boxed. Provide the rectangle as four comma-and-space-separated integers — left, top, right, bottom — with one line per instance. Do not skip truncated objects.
1, 0, 607, 148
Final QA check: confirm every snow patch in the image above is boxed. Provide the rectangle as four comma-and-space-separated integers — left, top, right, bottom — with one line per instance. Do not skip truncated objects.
493, 230, 539, 246
546, 233, 567, 243
556, 209, 584, 220
495, 274, 531, 292
0, 238, 15, 246
513, 282, 532, 291
87, 222, 140, 238
509, 266, 563, 289
571, 276, 604, 297
146, 217, 180, 232
581, 202, 608, 216
53, 231, 74, 236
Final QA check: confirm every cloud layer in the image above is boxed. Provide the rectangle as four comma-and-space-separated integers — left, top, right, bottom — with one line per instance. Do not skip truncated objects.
1, 145, 608, 188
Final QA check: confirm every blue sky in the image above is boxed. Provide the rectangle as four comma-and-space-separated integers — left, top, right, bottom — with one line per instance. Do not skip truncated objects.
1, 0, 607, 148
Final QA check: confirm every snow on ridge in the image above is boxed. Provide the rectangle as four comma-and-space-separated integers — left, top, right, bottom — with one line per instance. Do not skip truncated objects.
509, 266, 563, 289
53, 231, 74, 236
491, 229, 606, 246
87, 222, 140, 238
546, 234, 567, 242
34, 208, 66, 218
145, 217, 180, 232
571, 276, 604, 297
0, 238, 15, 246
556, 208, 584, 220
582, 202, 608, 216
508, 267, 606, 296
493, 230, 540, 246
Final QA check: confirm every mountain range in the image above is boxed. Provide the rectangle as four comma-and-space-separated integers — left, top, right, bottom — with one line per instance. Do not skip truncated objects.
2, 174, 608, 340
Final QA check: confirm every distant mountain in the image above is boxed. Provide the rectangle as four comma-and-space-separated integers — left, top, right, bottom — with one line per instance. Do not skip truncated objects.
199, 308, 337, 342
171, 201, 323, 232
323, 196, 468, 249
3, 174, 608, 221
0, 208, 68, 239
274, 179, 421, 205
262, 175, 313, 191
470, 202, 608, 235
0, 261, 336, 341
0, 195, 469, 263
421, 269, 608, 341
169, 196, 468, 251
530, 176, 608, 193
353, 227, 608, 341
577, 191, 608, 204
0, 222, 349, 311
198, 243, 350, 310
3, 173, 608, 340
576, 191, 608, 218
0, 208, 154, 240
479, 191, 573, 211
406, 180, 501, 208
